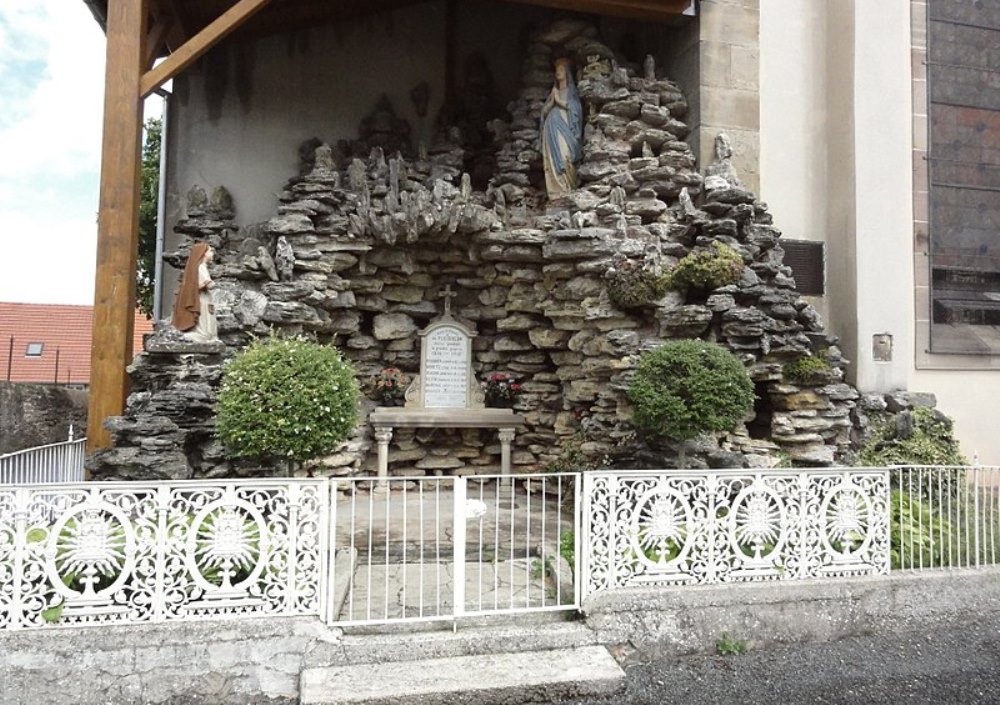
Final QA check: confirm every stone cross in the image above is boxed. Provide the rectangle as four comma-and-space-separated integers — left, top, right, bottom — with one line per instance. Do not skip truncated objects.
438, 285, 457, 317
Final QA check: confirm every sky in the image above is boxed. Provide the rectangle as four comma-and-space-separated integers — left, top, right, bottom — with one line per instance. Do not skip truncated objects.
0, 0, 150, 306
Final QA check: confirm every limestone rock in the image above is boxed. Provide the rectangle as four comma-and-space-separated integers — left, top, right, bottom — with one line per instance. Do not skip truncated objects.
373, 313, 417, 340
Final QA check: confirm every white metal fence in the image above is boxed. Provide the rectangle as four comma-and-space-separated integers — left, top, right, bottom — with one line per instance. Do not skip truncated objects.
581, 468, 891, 596
327, 473, 579, 626
0, 436, 86, 485
890, 465, 1000, 571
0, 479, 329, 630
4, 465, 999, 633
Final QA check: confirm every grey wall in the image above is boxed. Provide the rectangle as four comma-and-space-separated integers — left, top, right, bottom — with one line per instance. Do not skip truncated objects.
166, 3, 449, 232
0, 382, 86, 454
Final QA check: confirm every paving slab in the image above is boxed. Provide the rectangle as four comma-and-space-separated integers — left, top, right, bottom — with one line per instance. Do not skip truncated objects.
299, 645, 624, 705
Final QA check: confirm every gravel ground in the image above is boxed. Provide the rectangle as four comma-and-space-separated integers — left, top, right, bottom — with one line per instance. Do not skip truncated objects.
551, 614, 1000, 705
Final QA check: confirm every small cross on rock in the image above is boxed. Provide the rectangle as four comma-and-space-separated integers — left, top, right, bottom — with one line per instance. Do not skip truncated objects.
439, 285, 457, 317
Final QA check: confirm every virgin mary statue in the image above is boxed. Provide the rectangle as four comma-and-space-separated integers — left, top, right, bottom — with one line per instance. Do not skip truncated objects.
541, 57, 584, 198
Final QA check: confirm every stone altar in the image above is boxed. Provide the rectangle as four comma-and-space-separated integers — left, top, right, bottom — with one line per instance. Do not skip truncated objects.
370, 286, 524, 490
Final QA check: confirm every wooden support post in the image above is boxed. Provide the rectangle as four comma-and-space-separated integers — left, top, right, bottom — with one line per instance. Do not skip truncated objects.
87, 0, 147, 452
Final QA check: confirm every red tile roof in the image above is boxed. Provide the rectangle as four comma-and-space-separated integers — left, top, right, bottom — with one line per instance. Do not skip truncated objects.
0, 303, 152, 386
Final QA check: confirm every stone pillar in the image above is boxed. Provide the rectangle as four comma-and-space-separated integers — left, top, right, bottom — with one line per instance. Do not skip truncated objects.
498, 427, 516, 503
374, 427, 393, 492
689, 0, 761, 194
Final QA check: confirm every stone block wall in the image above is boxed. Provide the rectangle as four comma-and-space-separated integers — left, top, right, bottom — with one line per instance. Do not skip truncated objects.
689, 0, 761, 195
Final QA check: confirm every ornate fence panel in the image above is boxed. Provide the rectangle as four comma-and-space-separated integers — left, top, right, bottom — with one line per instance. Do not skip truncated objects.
0, 479, 328, 631
581, 468, 890, 597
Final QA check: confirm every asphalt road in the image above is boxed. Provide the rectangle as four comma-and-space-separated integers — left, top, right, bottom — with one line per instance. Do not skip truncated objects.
554, 615, 1000, 705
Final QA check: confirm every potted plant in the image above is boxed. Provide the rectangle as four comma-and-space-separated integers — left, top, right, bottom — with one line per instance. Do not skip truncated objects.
481, 372, 522, 408
373, 367, 409, 406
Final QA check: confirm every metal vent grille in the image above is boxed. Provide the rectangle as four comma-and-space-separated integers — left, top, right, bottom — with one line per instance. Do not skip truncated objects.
782, 240, 825, 296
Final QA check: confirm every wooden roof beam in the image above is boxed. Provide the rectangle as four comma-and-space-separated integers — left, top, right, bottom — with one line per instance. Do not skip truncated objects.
499, 0, 694, 22
144, 15, 172, 70
151, 0, 192, 53
139, 0, 274, 98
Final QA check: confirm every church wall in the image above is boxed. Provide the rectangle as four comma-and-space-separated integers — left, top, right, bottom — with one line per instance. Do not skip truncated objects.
691, 0, 760, 196
759, 0, 1000, 464
759, 0, 831, 326
820, 0, 858, 386
851, 0, 913, 395
906, 0, 1000, 465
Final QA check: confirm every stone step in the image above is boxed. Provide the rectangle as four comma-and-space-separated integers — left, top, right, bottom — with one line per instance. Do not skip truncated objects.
308, 617, 599, 668
299, 645, 625, 705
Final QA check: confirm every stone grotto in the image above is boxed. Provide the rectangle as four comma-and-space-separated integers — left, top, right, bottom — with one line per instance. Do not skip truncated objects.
89, 18, 917, 481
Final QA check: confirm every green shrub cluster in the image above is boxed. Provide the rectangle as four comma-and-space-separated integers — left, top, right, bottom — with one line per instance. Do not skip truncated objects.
663, 241, 744, 292
890, 489, 952, 570
627, 340, 755, 443
858, 406, 966, 468
216, 336, 360, 465
604, 254, 664, 309
782, 356, 832, 384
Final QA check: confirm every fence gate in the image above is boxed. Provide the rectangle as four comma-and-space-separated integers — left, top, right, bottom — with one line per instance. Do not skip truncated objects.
326, 473, 580, 625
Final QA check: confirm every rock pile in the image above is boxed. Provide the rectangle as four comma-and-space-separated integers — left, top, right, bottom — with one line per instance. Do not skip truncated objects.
94, 19, 870, 480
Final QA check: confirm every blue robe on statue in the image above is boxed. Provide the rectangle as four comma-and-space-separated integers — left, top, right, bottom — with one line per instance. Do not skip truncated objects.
541, 69, 584, 197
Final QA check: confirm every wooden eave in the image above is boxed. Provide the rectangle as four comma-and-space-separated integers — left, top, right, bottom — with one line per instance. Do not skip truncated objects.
85, 0, 694, 56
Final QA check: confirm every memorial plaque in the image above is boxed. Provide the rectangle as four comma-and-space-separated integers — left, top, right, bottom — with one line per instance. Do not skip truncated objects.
421, 323, 472, 408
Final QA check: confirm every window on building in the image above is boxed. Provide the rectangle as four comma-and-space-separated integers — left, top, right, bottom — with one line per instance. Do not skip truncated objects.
24, 342, 43, 357
927, 0, 1000, 354
782, 240, 825, 296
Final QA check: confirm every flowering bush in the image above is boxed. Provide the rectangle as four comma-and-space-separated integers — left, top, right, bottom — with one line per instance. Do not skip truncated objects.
481, 373, 522, 406
372, 367, 409, 405
215, 336, 359, 465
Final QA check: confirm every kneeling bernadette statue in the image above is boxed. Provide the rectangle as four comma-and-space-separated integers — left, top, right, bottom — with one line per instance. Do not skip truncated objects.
171, 242, 219, 342
541, 57, 584, 199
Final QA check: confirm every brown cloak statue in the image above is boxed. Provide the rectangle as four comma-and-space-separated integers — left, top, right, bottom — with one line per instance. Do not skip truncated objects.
171, 242, 210, 332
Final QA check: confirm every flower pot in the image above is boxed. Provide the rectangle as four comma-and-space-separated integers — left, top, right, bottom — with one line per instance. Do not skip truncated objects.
486, 397, 515, 409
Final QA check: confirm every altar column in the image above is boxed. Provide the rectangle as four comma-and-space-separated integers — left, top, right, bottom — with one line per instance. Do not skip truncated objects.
499, 427, 516, 502
374, 427, 393, 491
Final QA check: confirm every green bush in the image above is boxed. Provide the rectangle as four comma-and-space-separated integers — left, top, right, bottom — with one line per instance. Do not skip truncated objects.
782, 356, 832, 384
627, 340, 755, 444
605, 254, 664, 309
890, 490, 951, 570
859, 407, 966, 469
663, 241, 744, 292
715, 632, 749, 656
216, 336, 360, 464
